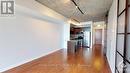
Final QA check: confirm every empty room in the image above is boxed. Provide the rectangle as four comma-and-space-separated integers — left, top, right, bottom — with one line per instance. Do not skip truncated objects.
0, 0, 130, 73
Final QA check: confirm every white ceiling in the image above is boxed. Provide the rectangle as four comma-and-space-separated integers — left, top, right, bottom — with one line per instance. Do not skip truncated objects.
36, 0, 113, 22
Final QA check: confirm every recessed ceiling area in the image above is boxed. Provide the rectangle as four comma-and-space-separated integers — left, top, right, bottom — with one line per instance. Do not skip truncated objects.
36, 0, 113, 22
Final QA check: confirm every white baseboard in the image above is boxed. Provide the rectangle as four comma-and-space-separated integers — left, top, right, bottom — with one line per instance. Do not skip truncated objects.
106, 55, 113, 73
0, 48, 61, 72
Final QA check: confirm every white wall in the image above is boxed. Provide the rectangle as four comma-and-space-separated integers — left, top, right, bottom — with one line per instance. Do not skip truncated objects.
0, 0, 70, 72
106, 0, 117, 73
62, 22, 70, 49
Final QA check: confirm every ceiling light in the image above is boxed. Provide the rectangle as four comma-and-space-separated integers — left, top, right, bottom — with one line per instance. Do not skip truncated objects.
76, 6, 78, 8
97, 25, 101, 27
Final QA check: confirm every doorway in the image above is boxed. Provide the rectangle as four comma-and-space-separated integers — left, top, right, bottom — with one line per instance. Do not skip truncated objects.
95, 29, 102, 45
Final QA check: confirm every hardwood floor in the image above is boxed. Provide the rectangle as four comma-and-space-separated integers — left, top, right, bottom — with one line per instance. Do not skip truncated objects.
3, 44, 111, 73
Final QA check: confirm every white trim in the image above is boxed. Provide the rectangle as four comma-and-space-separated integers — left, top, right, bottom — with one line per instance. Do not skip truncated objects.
0, 48, 61, 72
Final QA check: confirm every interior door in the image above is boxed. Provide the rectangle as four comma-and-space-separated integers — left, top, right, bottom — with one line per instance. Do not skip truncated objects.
95, 29, 102, 45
